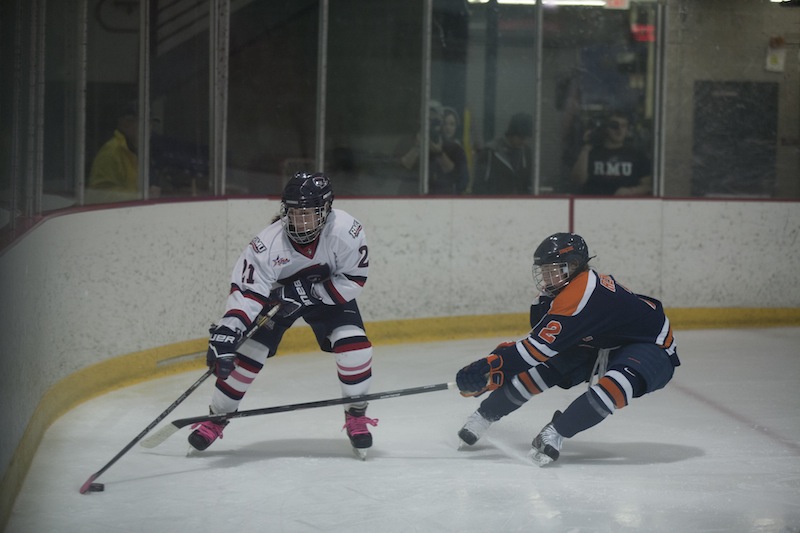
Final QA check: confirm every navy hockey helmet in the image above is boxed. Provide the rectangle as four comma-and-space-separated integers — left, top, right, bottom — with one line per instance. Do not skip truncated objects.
280, 172, 334, 244
532, 232, 592, 295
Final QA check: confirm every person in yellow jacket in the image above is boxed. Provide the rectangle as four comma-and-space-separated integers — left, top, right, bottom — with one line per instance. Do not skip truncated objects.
87, 104, 160, 202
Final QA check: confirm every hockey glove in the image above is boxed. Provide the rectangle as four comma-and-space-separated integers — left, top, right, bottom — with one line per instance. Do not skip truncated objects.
206, 325, 241, 379
272, 278, 322, 320
456, 354, 504, 397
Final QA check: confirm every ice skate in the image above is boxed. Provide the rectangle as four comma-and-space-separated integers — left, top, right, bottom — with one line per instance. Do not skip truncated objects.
529, 410, 563, 466
458, 410, 493, 447
188, 418, 229, 451
343, 406, 378, 460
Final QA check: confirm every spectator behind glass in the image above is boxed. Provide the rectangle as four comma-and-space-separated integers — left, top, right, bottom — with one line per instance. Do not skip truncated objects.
396, 101, 469, 195
473, 112, 533, 195
442, 107, 461, 145
571, 111, 652, 196
87, 102, 161, 203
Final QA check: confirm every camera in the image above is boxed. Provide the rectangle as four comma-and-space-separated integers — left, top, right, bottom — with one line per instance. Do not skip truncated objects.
586, 118, 605, 146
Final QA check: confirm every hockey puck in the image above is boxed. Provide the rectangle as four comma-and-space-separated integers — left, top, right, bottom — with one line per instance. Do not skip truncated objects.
88, 483, 105, 492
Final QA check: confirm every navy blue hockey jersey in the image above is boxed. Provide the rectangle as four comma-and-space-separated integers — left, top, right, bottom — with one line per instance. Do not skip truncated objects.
519, 269, 677, 366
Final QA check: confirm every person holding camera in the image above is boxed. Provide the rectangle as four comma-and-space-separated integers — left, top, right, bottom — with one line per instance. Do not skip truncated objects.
571, 110, 652, 196
397, 101, 468, 194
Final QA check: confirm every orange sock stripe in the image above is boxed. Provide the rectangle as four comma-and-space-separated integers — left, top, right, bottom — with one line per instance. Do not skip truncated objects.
521, 339, 549, 363
659, 326, 674, 350
518, 371, 543, 395
597, 376, 627, 409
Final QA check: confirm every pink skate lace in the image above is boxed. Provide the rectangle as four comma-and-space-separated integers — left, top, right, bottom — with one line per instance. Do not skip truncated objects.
343, 412, 379, 436
191, 420, 226, 443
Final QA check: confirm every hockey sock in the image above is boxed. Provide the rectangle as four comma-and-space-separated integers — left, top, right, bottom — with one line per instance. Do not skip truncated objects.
478, 386, 526, 421
331, 326, 373, 400
211, 353, 265, 413
554, 367, 639, 438
552, 388, 611, 439
478, 362, 559, 420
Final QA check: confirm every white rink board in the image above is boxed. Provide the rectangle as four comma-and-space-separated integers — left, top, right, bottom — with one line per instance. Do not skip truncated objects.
572, 198, 665, 299
661, 201, 800, 307
342, 198, 569, 319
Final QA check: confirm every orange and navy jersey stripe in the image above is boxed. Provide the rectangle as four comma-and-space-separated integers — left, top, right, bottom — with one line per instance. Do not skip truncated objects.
548, 269, 595, 317
517, 337, 550, 364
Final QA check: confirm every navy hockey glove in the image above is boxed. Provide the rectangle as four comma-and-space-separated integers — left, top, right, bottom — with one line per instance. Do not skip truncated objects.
456, 354, 504, 397
272, 278, 322, 320
206, 325, 241, 379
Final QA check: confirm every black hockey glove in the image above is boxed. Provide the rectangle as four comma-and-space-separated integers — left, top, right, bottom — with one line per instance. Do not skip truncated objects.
456, 354, 504, 397
271, 278, 322, 320
206, 325, 241, 379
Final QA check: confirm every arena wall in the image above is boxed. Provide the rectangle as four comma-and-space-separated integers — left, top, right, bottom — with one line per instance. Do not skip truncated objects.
1, 197, 798, 527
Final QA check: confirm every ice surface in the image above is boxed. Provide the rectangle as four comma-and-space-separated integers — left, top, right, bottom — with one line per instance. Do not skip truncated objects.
7, 328, 800, 533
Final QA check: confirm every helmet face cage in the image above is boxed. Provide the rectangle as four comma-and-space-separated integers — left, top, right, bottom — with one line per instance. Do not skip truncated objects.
532, 233, 590, 296
280, 172, 334, 244
280, 204, 329, 244
532, 261, 576, 295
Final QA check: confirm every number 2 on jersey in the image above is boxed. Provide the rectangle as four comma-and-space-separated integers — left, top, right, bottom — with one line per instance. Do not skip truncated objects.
358, 245, 369, 268
538, 320, 562, 343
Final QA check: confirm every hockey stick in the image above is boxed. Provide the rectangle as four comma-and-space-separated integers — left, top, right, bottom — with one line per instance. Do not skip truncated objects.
140, 381, 458, 449
79, 303, 281, 493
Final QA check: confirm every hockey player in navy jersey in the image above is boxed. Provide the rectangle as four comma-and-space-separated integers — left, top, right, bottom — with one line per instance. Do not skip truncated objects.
456, 232, 679, 466
191, 172, 377, 458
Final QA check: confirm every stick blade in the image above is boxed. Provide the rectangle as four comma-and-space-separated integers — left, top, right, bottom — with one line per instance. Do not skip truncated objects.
139, 423, 180, 448
79, 474, 98, 494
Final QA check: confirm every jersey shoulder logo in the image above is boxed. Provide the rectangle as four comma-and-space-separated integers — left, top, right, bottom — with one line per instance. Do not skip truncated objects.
598, 274, 616, 292
272, 255, 290, 267
250, 236, 267, 253
349, 220, 363, 238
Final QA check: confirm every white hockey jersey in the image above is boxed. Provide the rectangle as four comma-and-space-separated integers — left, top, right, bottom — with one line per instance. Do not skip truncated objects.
218, 208, 369, 332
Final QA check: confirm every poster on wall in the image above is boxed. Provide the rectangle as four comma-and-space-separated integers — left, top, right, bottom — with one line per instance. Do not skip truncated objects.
691, 81, 778, 197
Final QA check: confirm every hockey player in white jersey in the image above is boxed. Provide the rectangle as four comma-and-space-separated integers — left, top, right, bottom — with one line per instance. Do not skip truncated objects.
190, 172, 377, 458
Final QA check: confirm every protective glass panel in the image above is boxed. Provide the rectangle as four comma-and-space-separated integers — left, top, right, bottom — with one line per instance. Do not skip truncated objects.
458, 2, 537, 196
325, 0, 424, 195
226, 0, 319, 196
42, 1, 83, 211
540, 3, 657, 196
150, 0, 212, 199
84, 0, 143, 204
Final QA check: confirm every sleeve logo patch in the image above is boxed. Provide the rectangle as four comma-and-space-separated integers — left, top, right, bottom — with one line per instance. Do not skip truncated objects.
250, 236, 267, 253
349, 220, 363, 238
272, 255, 290, 267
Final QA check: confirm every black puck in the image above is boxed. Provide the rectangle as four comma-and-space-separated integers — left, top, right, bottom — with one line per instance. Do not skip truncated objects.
88, 482, 105, 492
